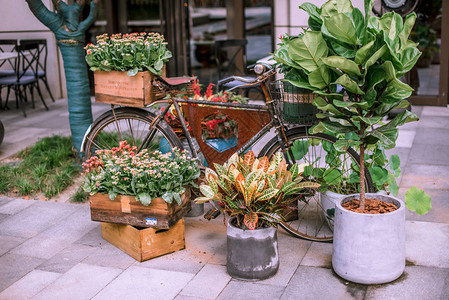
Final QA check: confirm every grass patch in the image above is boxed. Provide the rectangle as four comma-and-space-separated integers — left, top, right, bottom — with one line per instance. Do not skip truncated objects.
0, 136, 79, 198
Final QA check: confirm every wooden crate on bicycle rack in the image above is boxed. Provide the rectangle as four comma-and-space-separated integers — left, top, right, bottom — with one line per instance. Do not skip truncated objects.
94, 70, 165, 107
101, 219, 185, 262
89, 188, 191, 229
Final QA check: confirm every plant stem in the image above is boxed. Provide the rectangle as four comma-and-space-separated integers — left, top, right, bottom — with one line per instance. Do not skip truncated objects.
359, 123, 366, 210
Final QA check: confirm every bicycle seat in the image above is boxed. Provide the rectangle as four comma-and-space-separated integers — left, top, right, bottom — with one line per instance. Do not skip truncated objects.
157, 76, 193, 87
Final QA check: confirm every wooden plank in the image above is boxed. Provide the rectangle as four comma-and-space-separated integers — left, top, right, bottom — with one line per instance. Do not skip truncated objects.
90, 188, 191, 229
101, 219, 185, 262
94, 70, 165, 107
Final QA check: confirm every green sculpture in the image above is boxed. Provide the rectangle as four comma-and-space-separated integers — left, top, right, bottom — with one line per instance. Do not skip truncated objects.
26, 0, 98, 155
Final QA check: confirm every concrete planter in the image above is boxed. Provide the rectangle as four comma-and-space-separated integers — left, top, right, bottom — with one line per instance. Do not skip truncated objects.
332, 193, 405, 284
320, 190, 345, 231
226, 217, 279, 280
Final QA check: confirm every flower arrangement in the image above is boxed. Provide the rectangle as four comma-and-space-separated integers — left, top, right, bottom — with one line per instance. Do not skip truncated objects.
84, 32, 172, 76
195, 151, 320, 230
164, 78, 248, 139
82, 141, 200, 206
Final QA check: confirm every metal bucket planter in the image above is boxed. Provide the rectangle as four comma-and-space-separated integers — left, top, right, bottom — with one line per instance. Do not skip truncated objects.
226, 217, 279, 280
332, 193, 405, 284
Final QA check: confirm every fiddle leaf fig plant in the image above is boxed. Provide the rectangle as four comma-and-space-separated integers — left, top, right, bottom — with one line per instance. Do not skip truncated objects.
276, 0, 430, 213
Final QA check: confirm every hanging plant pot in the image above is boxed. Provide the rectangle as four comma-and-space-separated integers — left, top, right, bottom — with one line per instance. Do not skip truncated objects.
332, 193, 405, 284
226, 217, 279, 280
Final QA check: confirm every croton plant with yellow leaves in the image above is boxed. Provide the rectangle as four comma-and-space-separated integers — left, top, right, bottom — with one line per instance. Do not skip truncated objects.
195, 151, 320, 230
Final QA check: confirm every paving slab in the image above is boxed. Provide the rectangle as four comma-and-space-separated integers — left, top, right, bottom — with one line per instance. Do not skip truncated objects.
413, 127, 449, 146
0, 253, 45, 292
406, 221, 449, 268
395, 130, 415, 148
0, 201, 80, 238
74, 225, 105, 247
260, 231, 311, 286
217, 280, 285, 300
417, 115, 449, 128
82, 242, 136, 270
0, 235, 26, 256
400, 164, 449, 190
32, 263, 122, 300
92, 266, 194, 300
179, 264, 231, 299
10, 236, 70, 260
0, 213, 9, 223
0, 197, 11, 206
0, 198, 35, 215
300, 241, 333, 268
421, 106, 449, 117
38, 205, 96, 243
407, 144, 449, 166
0, 270, 61, 300
280, 266, 367, 300
365, 266, 449, 300
37, 244, 98, 273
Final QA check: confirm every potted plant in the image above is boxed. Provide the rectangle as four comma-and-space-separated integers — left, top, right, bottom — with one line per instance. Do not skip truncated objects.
84, 32, 172, 107
82, 141, 200, 228
195, 150, 319, 280
282, 0, 432, 284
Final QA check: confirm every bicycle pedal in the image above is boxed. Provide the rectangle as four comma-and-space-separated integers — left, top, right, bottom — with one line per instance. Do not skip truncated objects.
204, 208, 221, 220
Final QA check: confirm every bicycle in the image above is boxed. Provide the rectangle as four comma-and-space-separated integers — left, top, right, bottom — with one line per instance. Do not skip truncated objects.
81, 64, 374, 242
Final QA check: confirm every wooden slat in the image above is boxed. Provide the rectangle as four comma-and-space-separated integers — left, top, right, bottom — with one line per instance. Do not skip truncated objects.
101, 219, 185, 262
89, 189, 191, 229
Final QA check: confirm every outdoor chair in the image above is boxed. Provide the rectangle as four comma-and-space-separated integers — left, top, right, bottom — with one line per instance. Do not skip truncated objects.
0, 42, 48, 117
20, 39, 55, 102
0, 39, 18, 108
214, 39, 261, 96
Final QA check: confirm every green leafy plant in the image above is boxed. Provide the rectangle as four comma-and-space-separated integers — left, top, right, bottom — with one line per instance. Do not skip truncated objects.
82, 141, 200, 206
84, 32, 172, 76
274, 0, 430, 214
195, 150, 320, 230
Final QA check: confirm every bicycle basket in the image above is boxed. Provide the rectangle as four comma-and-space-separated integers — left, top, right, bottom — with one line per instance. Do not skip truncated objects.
270, 81, 317, 124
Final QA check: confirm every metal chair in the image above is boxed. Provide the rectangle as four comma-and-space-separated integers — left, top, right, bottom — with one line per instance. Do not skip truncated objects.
0, 39, 18, 108
20, 39, 55, 102
0, 42, 48, 117
214, 39, 260, 96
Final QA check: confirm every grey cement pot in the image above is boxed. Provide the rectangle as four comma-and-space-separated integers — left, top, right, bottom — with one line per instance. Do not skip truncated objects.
332, 193, 405, 284
226, 217, 279, 280
320, 190, 344, 231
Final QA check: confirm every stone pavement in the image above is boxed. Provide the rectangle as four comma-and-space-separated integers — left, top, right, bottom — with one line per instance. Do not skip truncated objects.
0, 99, 448, 299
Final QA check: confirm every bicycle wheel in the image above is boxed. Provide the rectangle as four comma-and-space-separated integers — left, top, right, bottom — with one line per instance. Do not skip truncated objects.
259, 127, 374, 242
83, 107, 183, 159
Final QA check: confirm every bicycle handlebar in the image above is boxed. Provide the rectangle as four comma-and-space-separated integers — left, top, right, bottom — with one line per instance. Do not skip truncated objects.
217, 63, 275, 91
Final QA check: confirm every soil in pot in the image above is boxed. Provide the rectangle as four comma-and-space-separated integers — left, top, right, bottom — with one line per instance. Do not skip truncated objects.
342, 198, 398, 214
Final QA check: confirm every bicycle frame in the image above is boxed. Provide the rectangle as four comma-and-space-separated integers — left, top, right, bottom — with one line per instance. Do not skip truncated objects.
143, 75, 298, 167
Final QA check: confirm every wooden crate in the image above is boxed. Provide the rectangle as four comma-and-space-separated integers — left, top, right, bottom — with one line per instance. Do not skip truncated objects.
89, 188, 191, 229
101, 219, 185, 262
94, 70, 165, 107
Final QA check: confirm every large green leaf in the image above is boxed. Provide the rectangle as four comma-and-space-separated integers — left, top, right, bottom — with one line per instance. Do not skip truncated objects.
378, 12, 403, 41
289, 31, 328, 72
398, 47, 421, 77
284, 68, 315, 90
335, 74, 365, 95
323, 168, 342, 185
328, 39, 357, 58
324, 13, 357, 45
369, 166, 388, 185
308, 64, 331, 89
373, 100, 409, 115
321, 0, 353, 19
389, 154, 400, 170
322, 56, 361, 76
387, 173, 399, 196
398, 13, 417, 50
291, 140, 310, 160
405, 187, 432, 215
355, 40, 374, 64
300, 2, 323, 31
382, 61, 414, 92
351, 8, 365, 44
312, 96, 346, 116
369, 127, 398, 148
364, 45, 387, 70
379, 85, 412, 104
354, 116, 383, 125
